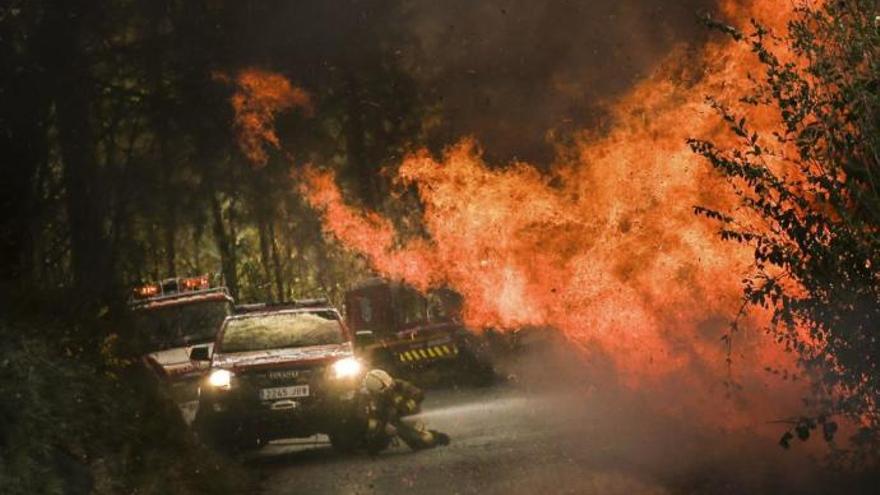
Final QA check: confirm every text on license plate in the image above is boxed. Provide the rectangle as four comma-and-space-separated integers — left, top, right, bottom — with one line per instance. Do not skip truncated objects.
260, 385, 309, 400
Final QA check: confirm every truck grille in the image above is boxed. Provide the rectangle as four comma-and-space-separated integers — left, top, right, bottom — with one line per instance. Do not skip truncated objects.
233, 366, 327, 399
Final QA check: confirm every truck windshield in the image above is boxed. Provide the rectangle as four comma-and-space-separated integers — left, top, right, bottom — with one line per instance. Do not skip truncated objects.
220, 311, 345, 353
134, 299, 231, 351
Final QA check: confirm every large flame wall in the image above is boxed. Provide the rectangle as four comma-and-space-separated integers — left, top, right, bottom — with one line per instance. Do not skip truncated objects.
295, 0, 813, 432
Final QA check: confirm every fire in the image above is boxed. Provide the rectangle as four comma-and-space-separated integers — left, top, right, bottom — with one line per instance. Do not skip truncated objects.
296, 0, 818, 430
227, 68, 312, 166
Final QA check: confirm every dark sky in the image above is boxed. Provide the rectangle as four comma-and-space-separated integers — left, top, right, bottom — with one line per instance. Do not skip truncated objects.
258, 0, 720, 165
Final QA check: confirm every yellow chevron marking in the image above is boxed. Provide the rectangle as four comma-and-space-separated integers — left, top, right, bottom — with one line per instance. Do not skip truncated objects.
417, 349, 427, 359
426, 347, 437, 358
405, 351, 415, 361
399, 353, 407, 362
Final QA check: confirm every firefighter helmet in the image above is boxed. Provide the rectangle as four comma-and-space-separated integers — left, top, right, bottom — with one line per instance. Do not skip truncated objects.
364, 369, 394, 394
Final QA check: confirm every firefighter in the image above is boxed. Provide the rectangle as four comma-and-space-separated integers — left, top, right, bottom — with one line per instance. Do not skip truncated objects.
361, 369, 450, 453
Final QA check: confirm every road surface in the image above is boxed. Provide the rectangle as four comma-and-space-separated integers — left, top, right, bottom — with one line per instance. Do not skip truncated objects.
249, 382, 835, 495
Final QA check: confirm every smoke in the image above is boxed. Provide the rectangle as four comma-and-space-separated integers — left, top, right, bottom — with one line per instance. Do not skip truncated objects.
477, 336, 843, 494
250, 0, 721, 165
397, 0, 719, 164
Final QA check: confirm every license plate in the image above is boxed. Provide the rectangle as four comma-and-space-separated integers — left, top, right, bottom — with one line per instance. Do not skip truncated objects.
260, 385, 309, 401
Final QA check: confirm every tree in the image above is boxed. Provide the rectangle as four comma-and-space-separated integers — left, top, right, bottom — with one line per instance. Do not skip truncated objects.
0, 1, 52, 285
690, 2, 880, 464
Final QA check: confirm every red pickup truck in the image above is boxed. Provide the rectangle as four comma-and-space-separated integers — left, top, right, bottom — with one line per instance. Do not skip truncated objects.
190, 301, 365, 452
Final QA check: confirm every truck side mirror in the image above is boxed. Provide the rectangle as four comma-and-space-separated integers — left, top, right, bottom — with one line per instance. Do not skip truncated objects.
354, 330, 375, 347
189, 345, 210, 362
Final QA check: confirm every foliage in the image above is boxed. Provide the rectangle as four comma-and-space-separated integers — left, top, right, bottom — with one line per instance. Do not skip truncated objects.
0, 292, 253, 494
0, 0, 429, 303
690, 1, 880, 464
1, 2, 431, 490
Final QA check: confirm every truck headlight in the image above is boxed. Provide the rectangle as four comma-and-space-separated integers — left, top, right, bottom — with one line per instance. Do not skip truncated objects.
208, 369, 233, 389
331, 357, 362, 379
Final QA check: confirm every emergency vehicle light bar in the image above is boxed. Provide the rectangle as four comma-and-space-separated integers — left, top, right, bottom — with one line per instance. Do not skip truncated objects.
131, 274, 215, 302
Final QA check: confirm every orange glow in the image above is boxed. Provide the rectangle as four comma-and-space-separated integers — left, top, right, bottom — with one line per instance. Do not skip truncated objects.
296, 1, 819, 431
134, 284, 159, 298
228, 68, 312, 166
181, 275, 209, 291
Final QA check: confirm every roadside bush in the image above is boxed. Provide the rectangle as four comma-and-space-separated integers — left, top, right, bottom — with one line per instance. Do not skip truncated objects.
0, 290, 253, 494
690, 2, 880, 466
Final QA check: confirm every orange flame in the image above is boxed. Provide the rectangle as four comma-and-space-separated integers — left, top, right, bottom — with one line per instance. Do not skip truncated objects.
297, 1, 819, 430
227, 68, 312, 166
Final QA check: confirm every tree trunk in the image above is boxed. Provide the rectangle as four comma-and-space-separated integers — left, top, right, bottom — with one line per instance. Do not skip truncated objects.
257, 215, 275, 301
164, 205, 178, 277
147, 0, 178, 278
345, 76, 380, 207
192, 221, 204, 274
46, 1, 113, 295
0, 51, 50, 284
210, 189, 238, 298
269, 220, 286, 302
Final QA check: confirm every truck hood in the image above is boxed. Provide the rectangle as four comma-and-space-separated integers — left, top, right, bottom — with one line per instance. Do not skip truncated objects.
212, 342, 353, 371
145, 343, 213, 379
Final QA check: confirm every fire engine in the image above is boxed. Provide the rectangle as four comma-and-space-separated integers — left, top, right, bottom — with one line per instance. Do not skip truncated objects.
130, 275, 234, 423
344, 278, 495, 385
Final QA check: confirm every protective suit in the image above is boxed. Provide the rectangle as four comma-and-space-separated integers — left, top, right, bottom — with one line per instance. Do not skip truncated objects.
361, 369, 450, 453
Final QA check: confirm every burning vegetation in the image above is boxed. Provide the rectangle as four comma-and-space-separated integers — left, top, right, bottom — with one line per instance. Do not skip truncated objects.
296, 0, 880, 453
225, 68, 312, 167
296, 0, 797, 428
